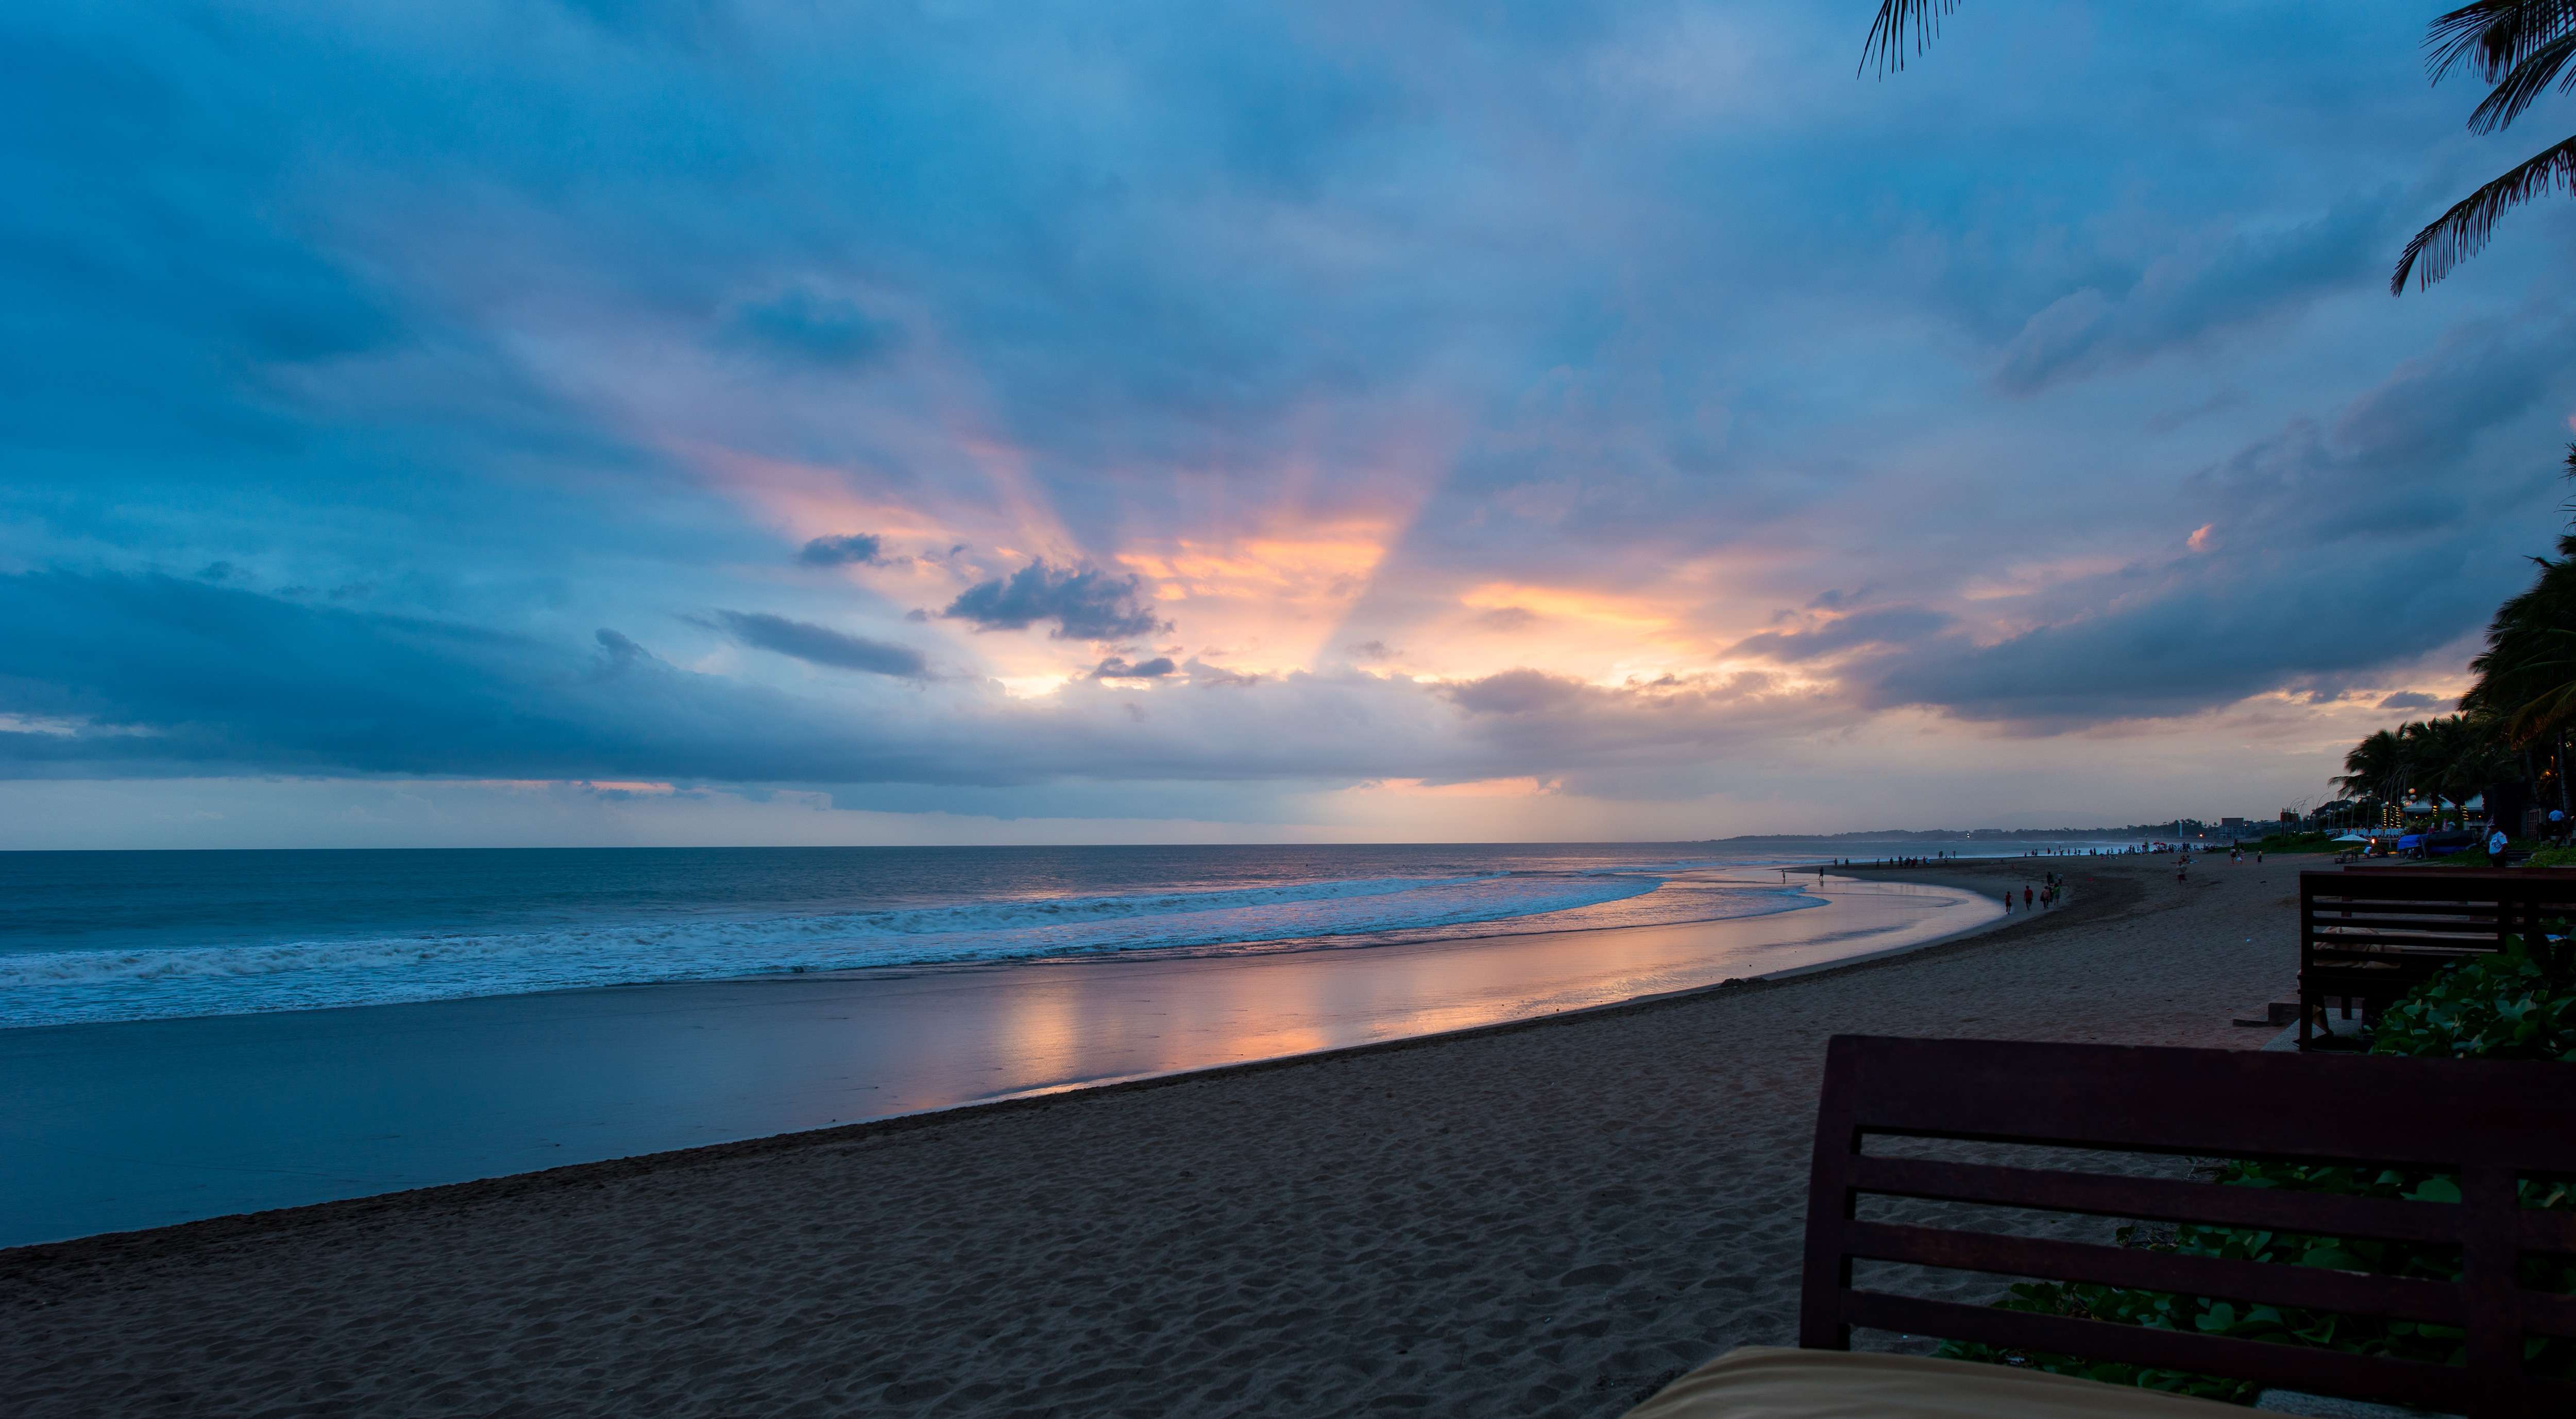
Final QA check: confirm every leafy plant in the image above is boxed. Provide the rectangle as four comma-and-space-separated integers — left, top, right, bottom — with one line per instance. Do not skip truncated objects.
2371, 934, 2576, 1062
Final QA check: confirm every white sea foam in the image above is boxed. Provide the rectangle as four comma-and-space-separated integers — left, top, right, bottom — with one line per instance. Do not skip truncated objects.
0, 868, 1819, 1030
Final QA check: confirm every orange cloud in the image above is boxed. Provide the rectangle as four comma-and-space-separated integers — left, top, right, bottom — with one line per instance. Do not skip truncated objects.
1116, 519, 1397, 671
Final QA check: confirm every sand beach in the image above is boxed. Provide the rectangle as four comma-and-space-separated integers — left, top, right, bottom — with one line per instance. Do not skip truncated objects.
2, 853, 2298, 1418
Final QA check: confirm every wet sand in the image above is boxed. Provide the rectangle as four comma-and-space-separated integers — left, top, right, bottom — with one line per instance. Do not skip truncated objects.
2, 853, 2301, 1418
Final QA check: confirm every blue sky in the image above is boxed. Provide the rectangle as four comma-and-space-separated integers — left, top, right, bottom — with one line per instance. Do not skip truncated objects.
5, 0, 2574, 847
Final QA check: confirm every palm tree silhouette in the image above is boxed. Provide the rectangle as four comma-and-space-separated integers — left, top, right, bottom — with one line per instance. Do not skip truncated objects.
2337, 728, 2408, 813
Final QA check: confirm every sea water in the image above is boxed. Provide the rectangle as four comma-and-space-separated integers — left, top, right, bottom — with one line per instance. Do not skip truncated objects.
0, 839, 2110, 1243
0, 844, 1728, 1029
0, 839, 2121, 1031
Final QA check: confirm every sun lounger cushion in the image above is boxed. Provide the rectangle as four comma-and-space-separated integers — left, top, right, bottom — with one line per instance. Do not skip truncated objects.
1622, 1346, 2240, 1419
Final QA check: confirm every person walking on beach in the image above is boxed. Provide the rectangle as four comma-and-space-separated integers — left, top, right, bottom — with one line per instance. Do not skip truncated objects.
2022, 885, 2033, 909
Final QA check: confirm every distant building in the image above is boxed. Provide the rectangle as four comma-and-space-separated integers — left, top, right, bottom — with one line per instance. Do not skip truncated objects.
2221, 816, 2245, 830
2280, 810, 2298, 823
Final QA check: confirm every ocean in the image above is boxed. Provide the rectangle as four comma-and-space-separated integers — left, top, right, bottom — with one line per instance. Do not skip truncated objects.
1, 839, 2116, 1242
0, 841, 2007, 1031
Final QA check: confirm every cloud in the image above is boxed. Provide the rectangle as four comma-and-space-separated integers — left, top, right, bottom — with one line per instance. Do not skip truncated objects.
1445, 669, 1584, 716
1470, 606, 1540, 632
1993, 195, 2393, 396
1725, 608, 1951, 665
594, 627, 654, 670
2378, 691, 2443, 711
720, 288, 902, 369
1846, 315, 2576, 726
1092, 656, 1176, 679
711, 610, 927, 678
796, 533, 888, 567
1185, 658, 1261, 687
942, 561, 1166, 641
7, 0, 2574, 835
0, 570, 1832, 792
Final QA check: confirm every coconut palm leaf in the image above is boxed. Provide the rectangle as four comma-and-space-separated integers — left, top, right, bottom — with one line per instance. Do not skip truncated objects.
2467, 31, 2576, 130
1861, 1, 1961, 77
2391, 131, 2576, 290
2428, 1, 2576, 83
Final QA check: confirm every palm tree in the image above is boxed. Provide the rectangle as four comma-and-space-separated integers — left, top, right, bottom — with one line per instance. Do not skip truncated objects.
2369, 713, 2515, 823
2461, 494, 2576, 812
2436, 713, 2515, 809
2338, 728, 2408, 811
1859, 3, 2576, 293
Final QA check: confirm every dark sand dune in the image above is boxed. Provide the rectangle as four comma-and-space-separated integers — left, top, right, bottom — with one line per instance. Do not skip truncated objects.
3, 854, 2297, 1418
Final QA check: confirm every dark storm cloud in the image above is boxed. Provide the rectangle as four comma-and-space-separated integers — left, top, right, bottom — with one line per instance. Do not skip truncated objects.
796, 533, 887, 567
2379, 691, 2444, 711
713, 610, 927, 678
942, 562, 1166, 641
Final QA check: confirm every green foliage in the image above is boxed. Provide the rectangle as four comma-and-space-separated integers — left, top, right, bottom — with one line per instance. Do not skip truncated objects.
2527, 845, 2576, 868
2371, 935, 2576, 1062
1939, 937, 2576, 1399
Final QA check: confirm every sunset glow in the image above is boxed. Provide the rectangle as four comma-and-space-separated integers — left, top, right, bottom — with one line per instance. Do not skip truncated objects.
1, 0, 2565, 848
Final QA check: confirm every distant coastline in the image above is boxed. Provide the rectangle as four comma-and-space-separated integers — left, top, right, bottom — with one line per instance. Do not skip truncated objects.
1703, 826, 2198, 844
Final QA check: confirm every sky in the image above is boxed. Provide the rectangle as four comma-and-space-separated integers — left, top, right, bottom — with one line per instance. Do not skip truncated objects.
6, 0, 2576, 848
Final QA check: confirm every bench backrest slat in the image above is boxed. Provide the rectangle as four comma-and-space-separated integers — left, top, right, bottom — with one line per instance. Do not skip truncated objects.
2296, 869, 2576, 1047
1799, 1035, 2576, 1418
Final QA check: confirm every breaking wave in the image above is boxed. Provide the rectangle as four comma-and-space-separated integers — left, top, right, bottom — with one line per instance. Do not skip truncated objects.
0, 865, 1819, 1029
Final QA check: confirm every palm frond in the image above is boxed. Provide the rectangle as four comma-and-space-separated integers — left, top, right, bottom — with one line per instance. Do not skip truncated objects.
2468, 30, 2576, 130
2429, 1, 2576, 84
1861, 1, 1961, 78
2391, 131, 2576, 291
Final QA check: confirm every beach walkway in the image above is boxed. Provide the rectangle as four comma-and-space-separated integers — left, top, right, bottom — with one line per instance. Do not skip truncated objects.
2, 855, 2295, 1419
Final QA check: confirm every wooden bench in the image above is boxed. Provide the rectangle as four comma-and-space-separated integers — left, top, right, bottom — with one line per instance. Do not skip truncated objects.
1625, 1035, 2576, 1418
2298, 868, 2576, 1048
